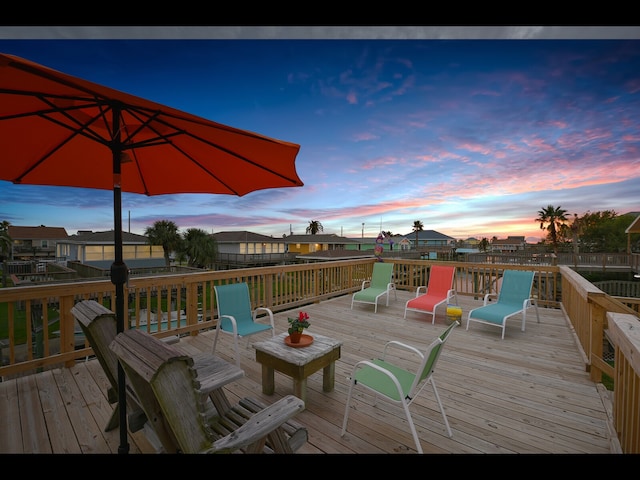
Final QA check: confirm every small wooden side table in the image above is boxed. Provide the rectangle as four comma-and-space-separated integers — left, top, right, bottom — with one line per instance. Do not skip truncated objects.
252, 332, 342, 405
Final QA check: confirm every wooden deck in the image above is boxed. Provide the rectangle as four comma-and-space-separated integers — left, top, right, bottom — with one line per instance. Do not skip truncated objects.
0, 290, 617, 454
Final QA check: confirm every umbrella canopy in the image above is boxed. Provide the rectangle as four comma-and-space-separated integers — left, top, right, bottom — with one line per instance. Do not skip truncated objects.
0, 52, 303, 453
0, 53, 302, 195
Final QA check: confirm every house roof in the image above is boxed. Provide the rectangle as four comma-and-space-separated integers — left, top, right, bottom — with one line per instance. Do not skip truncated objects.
625, 214, 640, 234
8, 225, 68, 240
63, 230, 149, 244
285, 234, 360, 244
212, 231, 283, 243
491, 236, 526, 245
400, 230, 455, 241
296, 249, 375, 260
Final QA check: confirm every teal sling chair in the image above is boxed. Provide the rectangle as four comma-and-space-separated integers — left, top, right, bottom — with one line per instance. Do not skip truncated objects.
213, 282, 275, 367
466, 269, 540, 339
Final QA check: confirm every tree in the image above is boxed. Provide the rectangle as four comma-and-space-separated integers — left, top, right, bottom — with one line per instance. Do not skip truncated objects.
306, 220, 323, 235
0, 220, 12, 261
579, 210, 631, 253
0, 220, 11, 286
479, 237, 490, 252
536, 205, 568, 254
568, 213, 583, 255
144, 220, 182, 267
412, 220, 424, 250
179, 228, 217, 268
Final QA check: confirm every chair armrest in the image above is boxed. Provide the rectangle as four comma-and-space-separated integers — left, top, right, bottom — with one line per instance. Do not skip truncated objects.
254, 307, 275, 328
207, 395, 305, 453
361, 280, 371, 290
483, 293, 497, 305
415, 286, 427, 297
219, 314, 238, 334
382, 340, 424, 360
523, 298, 535, 308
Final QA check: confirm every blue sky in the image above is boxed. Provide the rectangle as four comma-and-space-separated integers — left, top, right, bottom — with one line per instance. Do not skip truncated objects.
1, 27, 639, 242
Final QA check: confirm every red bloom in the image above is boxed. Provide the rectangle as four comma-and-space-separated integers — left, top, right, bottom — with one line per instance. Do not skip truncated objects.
298, 311, 309, 321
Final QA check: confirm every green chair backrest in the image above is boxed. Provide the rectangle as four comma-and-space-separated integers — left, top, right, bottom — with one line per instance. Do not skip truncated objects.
370, 262, 394, 290
415, 321, 458, 387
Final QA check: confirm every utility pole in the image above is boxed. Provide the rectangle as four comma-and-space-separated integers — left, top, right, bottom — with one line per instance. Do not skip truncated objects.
361, 223, 365, 239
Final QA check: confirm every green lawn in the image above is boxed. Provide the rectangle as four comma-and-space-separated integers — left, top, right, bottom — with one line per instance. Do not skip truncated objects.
0, 302, 60, 344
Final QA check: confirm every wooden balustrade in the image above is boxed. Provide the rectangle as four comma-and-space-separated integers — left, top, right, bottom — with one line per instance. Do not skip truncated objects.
1, 257, 639, 452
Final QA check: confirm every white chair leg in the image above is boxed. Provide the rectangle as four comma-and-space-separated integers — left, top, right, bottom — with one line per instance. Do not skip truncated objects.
341, 379, 356, 436
401, 401, 423, 454
431, 379, 452, 437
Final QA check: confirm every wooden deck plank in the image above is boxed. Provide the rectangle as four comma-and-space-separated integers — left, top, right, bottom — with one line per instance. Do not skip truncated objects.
34, 369, 81, 453
0, 377, 21, 453
0, 290, 615, 454
18, 374, 52, 453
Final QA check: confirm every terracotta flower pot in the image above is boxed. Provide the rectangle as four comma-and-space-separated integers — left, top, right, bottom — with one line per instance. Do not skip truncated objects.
289, 332, 302, 343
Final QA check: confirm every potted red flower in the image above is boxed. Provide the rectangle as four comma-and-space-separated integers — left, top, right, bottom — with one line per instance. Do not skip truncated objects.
287, 311, 310, 343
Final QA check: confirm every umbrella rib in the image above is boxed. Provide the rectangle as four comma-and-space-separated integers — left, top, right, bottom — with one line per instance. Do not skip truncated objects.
147, 114, 302, 185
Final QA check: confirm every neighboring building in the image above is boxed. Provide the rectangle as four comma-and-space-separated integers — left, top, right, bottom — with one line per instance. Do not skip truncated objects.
344, 235, 400, 252
212, 231, 287, 255
490, 236, 527, 253
7, 225, 68, 261
56, 230, 165, 269
400, 230, 457, 250
285, 234, 360, 255
211, 231, 291, 269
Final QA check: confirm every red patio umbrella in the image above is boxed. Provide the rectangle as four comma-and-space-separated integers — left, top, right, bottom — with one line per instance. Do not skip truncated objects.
0, 52, 303, 453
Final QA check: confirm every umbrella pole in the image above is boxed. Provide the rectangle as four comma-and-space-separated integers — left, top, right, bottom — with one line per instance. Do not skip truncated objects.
111, 201, 129, 454
111, 112, 130, 454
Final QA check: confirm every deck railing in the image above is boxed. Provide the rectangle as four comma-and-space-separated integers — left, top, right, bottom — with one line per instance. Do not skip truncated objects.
1, 258, 639, 452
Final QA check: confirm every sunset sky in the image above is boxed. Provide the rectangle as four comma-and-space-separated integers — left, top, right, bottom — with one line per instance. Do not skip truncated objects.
1, 26, 639, 242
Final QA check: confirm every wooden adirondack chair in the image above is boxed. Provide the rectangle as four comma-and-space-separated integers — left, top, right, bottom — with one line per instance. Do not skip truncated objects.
110, 328, 307, 454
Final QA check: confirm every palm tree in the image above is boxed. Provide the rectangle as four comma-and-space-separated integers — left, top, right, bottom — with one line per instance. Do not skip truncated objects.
144, 220, 182, 267
569, 213, 582, 255
306, 220, 324, 235
180, 228, 217, 269
412, 220, 424, 250
0, 220, 13, 287
0, 220, 12, 261
536, 205, 568, 254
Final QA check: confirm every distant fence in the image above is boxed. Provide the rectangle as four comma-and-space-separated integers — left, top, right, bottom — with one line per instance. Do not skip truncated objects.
594, 281, 640, 298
